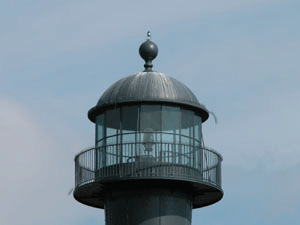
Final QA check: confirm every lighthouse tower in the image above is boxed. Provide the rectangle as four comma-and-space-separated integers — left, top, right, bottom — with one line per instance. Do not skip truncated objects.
73, 33, 223, 225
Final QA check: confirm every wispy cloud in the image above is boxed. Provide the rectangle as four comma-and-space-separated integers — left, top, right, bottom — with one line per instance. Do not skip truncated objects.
0, 98, 104, 224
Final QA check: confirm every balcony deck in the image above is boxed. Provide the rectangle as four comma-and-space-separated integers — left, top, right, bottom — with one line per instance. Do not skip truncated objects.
74, 142, 223, 209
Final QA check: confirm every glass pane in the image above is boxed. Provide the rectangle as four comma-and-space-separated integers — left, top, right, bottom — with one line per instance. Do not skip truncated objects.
95, 113, 106, 168
195, 115, 202, 146
181, 109, 194, 145
121, 106, 138, 161
121, 105, 138, 132
122, 133, 136, 144
162, 133, 174, 144
140, 105, 161, 156
162, 106, 180, 133
140, 105, 161, 131
96, 113, 105, 144
106, 108, 120, 136
105, 108, 120, 147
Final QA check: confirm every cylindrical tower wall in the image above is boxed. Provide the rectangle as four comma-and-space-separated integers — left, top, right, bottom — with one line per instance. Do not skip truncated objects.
105, 187, 192, 225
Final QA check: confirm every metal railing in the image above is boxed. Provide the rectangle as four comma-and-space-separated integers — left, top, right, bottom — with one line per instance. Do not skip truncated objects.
75, 142, 222, 189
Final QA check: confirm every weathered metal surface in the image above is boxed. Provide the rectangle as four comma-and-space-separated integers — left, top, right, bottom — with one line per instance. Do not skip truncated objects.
88, 72, 209, 122
105, 188, 192, 225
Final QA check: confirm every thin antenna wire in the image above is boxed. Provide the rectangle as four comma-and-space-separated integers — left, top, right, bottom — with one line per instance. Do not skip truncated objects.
68, 188, 74, 195
209, 111, 218, 124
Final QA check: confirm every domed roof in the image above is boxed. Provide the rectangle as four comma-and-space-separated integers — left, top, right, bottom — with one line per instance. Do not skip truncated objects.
88, 71, 209, 122
88, 32, 209, 123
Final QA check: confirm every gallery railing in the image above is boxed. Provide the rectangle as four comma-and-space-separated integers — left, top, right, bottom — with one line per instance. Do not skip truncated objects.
75, 142, 222, 189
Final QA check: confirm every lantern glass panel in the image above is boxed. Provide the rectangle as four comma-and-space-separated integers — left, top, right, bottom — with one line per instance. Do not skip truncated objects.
162, 106, 180, 133
121, 105, 138, 144
140, 105, 161, 156
181, 109, 194, 146
195, 115, 202, 146
140, 105, 161, 132
162, 106, 180, 156
105, 108, 120, 145
96, 113, 105, 146
121, 105, 138, 132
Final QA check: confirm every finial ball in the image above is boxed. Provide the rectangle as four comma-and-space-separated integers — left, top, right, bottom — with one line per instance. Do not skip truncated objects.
139, 31, 158, 71
139, 40, 158, 61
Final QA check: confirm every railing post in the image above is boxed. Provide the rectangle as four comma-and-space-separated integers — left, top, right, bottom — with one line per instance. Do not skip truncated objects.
200, 148, 203, 180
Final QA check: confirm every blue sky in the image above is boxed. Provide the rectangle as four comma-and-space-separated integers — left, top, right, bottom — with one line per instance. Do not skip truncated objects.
0, 1, 299, 224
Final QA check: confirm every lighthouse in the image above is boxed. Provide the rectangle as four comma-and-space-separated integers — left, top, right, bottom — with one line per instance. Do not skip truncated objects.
73, 32, 223, 225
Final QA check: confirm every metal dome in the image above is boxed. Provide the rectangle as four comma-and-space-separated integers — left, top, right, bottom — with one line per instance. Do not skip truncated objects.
88, 71, 209, 123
